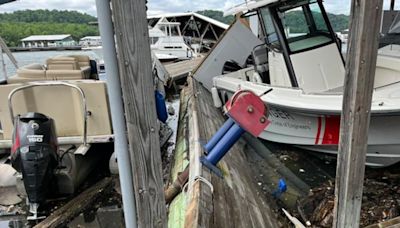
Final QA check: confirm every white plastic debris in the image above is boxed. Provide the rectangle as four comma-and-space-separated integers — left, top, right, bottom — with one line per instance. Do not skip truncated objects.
282, 208, 306, 228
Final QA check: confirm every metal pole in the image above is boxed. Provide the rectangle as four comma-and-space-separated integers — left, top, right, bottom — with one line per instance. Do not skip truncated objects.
391, 0, 395, 11
94, 1, 137, 228
0, 47, 7, 81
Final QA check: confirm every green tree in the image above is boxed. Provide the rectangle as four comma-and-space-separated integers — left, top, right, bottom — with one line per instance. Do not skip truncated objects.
0, 10, 99, 46
196, 10, 235, 25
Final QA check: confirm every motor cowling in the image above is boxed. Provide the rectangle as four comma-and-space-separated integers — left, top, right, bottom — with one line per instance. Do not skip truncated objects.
11, 112, 58, 204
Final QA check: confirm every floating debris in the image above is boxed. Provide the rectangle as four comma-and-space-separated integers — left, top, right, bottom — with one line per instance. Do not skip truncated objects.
298, 172, 400, 227
168, 105, 175, 116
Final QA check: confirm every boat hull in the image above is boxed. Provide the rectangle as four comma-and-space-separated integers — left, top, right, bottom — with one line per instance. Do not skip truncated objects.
219, 90, 400, 167
262, 106, 400, 167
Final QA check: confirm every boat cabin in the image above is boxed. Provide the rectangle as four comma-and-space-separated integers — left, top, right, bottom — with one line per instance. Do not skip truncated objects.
252, 0, 345, 93
149, 20, 192, 60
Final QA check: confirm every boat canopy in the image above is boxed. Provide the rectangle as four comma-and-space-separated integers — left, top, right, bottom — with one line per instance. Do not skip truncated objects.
224, 0, 279, 16
0, 0, 15, 5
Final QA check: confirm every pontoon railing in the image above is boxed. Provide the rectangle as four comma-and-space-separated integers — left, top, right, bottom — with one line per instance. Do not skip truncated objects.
8, 82, 88, 146
0, 36, 18, 80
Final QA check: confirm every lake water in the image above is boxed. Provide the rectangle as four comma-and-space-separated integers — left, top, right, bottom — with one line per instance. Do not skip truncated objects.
0, 50, 101, 81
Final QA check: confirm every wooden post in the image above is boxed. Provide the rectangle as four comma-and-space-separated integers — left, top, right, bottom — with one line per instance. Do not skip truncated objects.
110, 0, 167, 227
333, 1, 383, 228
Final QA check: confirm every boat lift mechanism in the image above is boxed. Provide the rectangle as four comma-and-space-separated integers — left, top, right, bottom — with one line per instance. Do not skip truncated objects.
201, 89, 272, 177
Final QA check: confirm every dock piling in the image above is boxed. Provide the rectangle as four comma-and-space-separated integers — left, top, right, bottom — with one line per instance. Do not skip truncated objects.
333, 1, 384, 227
95, 1, 137, 228
110, 0, 167, 227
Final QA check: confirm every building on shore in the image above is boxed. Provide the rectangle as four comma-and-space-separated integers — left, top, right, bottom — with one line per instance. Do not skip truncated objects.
20, 34, 77, 48
79, 36, 102, 47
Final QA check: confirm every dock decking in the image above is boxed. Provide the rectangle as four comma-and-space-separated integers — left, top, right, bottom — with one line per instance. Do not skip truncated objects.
180, 77, 280, 227
164, 57, 203, 86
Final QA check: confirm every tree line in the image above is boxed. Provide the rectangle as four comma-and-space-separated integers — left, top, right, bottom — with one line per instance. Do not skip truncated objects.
196, 10, 349, 33
0, 9, 349, 47
0, 10, 98, 47
0, 9, 96, 24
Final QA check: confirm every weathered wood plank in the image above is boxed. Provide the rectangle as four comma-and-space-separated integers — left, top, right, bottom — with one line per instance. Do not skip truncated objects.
332, 1, 384, 228
34, 177, 113, 228
110, 0, 167, 227
165, 57, 203, 81
184, 77, 280, 228
365, 216, 400, 228
184, 77, 214, 228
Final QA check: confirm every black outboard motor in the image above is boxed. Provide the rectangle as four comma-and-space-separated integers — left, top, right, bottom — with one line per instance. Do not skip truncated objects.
11, 112, 58, 219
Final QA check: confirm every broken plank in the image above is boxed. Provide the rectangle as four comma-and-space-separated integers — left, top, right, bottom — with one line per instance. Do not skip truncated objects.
34, 177, 114, 228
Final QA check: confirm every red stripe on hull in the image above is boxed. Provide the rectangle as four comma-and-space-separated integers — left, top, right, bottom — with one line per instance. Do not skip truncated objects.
322, 116, 340, 145
315, 116, 322, 144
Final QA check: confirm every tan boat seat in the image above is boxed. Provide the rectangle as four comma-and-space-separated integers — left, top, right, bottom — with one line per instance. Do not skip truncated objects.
68, 55, 91, 68
7, 63, 48, 84
46, 56, 91, 80
47, 69, 90, 80
47, 57, 80, 70
0, 81, 112, 140
7, 56, 93, 84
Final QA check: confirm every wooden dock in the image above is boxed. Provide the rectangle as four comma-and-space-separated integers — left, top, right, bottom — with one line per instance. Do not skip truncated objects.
9, 46, 82, 52
164, 57, 203, 87
169, 77, 280, 228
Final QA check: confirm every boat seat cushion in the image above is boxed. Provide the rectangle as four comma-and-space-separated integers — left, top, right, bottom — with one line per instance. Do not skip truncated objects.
68, 55, 91, 68
48, 66, 91, 80
47, 57, 80, 70
253, 45, 269, 73
252, 44, 270, 83
7, 56, 92, 83
7, 63, 48, 84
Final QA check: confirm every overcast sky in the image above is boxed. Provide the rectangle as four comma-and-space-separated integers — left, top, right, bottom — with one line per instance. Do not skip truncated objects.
0, 0, 398, 17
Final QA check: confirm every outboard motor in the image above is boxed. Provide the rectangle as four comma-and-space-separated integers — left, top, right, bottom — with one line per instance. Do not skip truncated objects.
11, 112, 58, 220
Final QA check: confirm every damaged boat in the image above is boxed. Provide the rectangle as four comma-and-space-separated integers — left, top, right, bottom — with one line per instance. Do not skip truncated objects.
196, 0, 400, 167
0, 54, 114, 219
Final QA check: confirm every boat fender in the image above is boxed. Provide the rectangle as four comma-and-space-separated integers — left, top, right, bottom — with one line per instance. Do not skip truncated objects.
109, 152, 119, 175
211, 87, 223, 108
155, 90, 168, 123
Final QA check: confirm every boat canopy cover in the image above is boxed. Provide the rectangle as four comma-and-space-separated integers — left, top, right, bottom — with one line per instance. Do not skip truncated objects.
0, 0, 15, 5
224, 0, 279, 16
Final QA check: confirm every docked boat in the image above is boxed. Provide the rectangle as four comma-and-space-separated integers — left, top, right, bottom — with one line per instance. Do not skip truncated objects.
196, 0, 400, 167
82, 20, 193, 63
149, 20, 194, 61
0, 54, 114, 218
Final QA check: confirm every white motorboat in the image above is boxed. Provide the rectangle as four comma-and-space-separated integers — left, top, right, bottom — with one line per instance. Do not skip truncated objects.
83, 20, 193, 64
196, 0, 400, 167
149, 21, 193, 61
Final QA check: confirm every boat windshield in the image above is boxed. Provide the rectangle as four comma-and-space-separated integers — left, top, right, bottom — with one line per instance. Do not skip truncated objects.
278, 0, 334, 53
260, 7, 280, 48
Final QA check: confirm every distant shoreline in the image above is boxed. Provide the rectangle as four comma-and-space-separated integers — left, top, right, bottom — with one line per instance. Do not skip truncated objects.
9, 46, 82, 52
